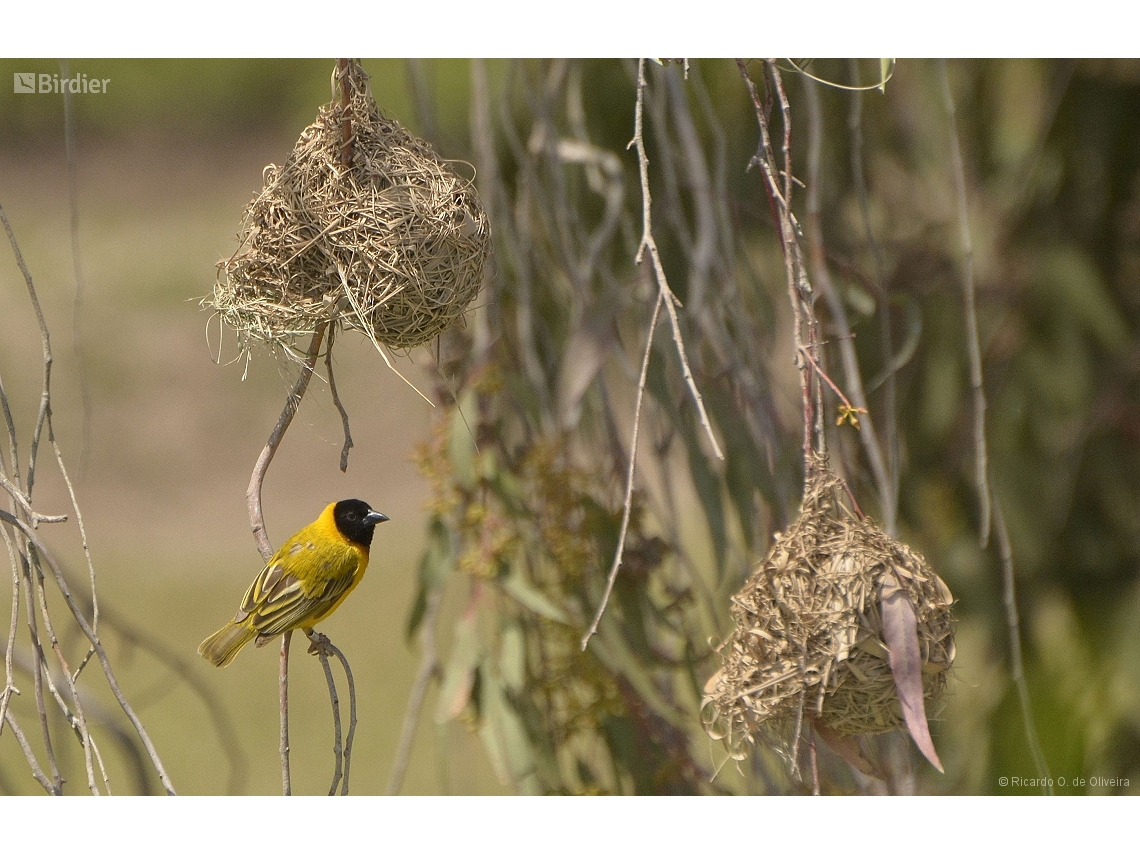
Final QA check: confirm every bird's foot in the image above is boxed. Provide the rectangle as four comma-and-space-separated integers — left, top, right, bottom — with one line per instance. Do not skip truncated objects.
304, 629, 332, 657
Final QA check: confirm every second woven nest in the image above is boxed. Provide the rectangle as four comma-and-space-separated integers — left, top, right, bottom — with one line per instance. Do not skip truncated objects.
702, 454, 955, 762
209, 63, 491, 353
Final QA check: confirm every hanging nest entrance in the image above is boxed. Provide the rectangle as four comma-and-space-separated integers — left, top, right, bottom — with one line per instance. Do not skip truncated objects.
701, 454, 955, 766
206, 60, 491, 355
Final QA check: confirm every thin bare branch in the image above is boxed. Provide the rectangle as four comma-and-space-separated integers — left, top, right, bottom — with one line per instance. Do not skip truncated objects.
581, 292, 663, 650
629, 60, 723, 462
317, 642, 344, 795
580, 59, 727, 650
938, 59, 1049, 791
737, 59, 819, 465
802, 75, 895, 530
247, 324, 327, 561
3, 708, 57, 794
326, 641, 357, 795
60, 58, 94, 482
305, 628, 357, 795
325, 326, 354, 472
937, 59, 991, 547
0, 509, 176, 793
846, 61, 899, 535
280, 629, 292, 796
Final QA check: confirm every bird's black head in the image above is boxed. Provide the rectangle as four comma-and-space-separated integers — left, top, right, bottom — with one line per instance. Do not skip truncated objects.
333, 499, 389, 548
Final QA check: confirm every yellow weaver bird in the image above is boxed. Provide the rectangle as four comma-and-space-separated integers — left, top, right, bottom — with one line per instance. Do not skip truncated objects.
198, 499, 389, 668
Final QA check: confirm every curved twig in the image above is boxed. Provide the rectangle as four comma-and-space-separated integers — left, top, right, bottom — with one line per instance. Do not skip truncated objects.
325, 325, 354, 472
246, 324, 327, 561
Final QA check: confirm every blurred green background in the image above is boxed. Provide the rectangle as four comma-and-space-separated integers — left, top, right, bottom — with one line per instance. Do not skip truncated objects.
1, 58, 1139, 795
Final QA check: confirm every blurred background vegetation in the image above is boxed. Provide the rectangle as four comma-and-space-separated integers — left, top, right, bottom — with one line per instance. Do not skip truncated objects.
1, 58, 1138, 795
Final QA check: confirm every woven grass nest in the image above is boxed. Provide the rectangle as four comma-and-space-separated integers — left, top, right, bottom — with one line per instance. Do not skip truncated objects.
207, 61, 491, 354
701, 454, 955, 762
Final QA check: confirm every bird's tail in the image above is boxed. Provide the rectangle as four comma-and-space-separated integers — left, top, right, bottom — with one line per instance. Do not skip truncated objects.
198, 621, 257, 668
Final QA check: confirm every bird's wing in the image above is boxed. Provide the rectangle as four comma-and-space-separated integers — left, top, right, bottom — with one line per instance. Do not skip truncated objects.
234, 555, 358, 637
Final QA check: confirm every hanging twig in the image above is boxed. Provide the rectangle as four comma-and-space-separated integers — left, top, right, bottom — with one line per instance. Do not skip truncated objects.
737, 59, 821, 464
937, 60, 991, 548
629, 61, 723, 463
3, 708, 55, 794
246, 324, 327, 561
581, 59, 724, 650
581, 292, 663, 650
325, 326, 354, 472
846, 59, 900, 536
247, 327, 326, 797
802, 75, 895, 529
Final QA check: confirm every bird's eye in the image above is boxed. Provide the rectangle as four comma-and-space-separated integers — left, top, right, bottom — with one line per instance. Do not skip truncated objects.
347, 512, 357, 520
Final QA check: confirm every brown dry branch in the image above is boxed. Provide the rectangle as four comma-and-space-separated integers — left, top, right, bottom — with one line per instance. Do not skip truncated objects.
60, 58, 94, 483
846, 60, 900, 536
0, 509, 177, 794
802, 75, 896, 535
325, 325, 354, 472
937, 60, 991, 548
1, 201, 175, 795
737, 59, 820, 464
279, 629, 292, 795
246, 325, 327, 562
580, 58, 723, 651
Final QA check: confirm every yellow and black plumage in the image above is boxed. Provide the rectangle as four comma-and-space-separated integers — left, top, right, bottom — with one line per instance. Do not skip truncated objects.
198, 499, 389, 668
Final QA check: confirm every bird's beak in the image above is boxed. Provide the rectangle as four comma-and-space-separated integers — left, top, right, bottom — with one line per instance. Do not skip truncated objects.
365, 511, 390, 525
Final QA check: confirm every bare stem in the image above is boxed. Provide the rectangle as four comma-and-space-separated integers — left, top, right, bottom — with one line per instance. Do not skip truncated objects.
325, 326, 354, 472
737, 59, 820, 467
306, 629, 357, 795
847, 59, 899, 535
317, 643, 343, 795
247, 324, 327, 561
937, 59, 991, 547
581, 292, 663, 650
0, 510, 176, 794
280, 630, 292, 796
629, 60, 723, 462
326, 641, 357, 795
580, 59, 726, 649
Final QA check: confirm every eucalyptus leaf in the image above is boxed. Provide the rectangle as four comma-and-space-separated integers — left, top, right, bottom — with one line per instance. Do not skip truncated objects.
499, 573, 574, 625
